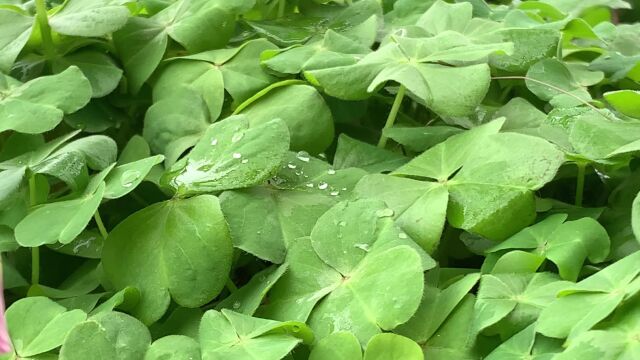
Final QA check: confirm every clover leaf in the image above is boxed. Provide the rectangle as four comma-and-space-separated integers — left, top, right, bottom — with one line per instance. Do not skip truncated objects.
0, 67, 91, 134
258, 199, 431, 345
102, 195, 233, 324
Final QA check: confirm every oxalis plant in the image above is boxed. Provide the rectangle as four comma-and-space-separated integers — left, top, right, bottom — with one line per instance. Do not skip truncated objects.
1, 0, 640, 359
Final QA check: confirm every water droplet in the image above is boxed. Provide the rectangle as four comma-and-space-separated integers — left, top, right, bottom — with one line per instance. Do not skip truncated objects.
233, 301, 241, 309
305, 183, 314, 188
398, 232, 408, 239
232, 153, 242, 159
287, 163, 297, 169
338, 221, 347, 227
241, 159, 249, 164
341, 187, 347, 191
318, 153, 327, 159
210, 138, 218, 146
330, 191, 340, 196
376, 208, 395, 218
327, 169, 336, 175
121, 170, 141, 188
296, 151, 310, 162
318, 182, 328, 190
231, 132, 244, 143
354, 243, 370, 252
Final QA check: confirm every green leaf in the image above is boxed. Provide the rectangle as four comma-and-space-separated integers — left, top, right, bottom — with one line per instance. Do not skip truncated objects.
163, 116, 290, 196
113, 17, 168, 93
235, 83, 334, 154
0, 67, 92, 134
219, 152, 366, 263
488, 214, 610, 281
309, 332, 362, 360
0, 8, 33, 72
199, 309, 312, 360
333, 134, 407, 173
143, 87, 209, 154
490, 29, 559, 73
14, 182, 105, 247
49, 0, 130, 37
59, 312, 151, 360
52, 50, 123, 98
144, 336, 200, 360
154, 0, 236, 53
395, 272, 480, 343
55, 135, 117, 171
259, 199, 429, 344
216, 264, 288, 315
103, 155, 164, 199
554, 298, 640, 360
422, 294, 479, 360
633, 192, 640, 242
152, 60, 224, 121
177, 39, 279, 105
6, 297, 86, 358
102, 195, 233, 324
537, 251, 640, 340
363, 333, 422, 360
526, 59, 592, 108
474, 273, 570, 339
604, 90, 640, 119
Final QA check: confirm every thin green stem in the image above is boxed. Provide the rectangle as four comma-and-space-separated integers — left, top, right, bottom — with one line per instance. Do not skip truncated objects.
277, 0, 286, 18
575, 162, 586, 207
226, 278, 238, 293
35, 0, 56, 60
94, 210, 109, 240
28, 176, 40, 286
31, 248, 40, 285
378, 85, 406, 148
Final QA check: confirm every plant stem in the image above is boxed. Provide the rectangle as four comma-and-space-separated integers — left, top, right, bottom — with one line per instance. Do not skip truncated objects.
94, 210, 109, 240
277, 0, 286, 18
575, 162, 586, 207
226, 278, 238, 293
35, 0, 56, 60
378, 85, 406, 148
28, 176, 40, 286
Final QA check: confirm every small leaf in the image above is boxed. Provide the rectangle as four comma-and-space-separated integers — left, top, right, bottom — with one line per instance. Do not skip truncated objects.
604, 90, 640, 119
6, 297, 86, 358
0, 67, 92, 134
49, 0, 130, 37
363, 333, 422, 360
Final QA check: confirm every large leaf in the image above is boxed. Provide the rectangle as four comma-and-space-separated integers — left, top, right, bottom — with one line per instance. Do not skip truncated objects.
0, 67, 92, 134
537, 251, 640, 340
59, 311, 151, 360
219, 152, 366, 263
102, 195, 233, 324
488, 214, 610, 281
163, 116, 290, 197
259, 199, 431, 345
199, 309, 312, 360
235, 83, 335, 154
49, 0, 130, 37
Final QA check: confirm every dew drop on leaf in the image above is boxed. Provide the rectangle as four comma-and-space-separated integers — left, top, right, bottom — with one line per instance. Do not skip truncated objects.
210, 138, 218, 146
296, 151, 310, 162
121, 170, 141, 188
232, 153, 242, 159
398, 232, 408, 239
330, 191, 340, 196
241, 159, 249, 164
354, 243, 370, 252
233, 301, 241, 309
231, 132, 244, 143
318, 182, 328, 190
287, 163, 297, 169
327, 169, 336, 175
375, 208, 394, 218
305, 183, 314, 188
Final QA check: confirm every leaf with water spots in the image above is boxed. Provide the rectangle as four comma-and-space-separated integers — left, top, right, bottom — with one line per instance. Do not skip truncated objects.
258, 199, 431, 345
163, 115, 290, 197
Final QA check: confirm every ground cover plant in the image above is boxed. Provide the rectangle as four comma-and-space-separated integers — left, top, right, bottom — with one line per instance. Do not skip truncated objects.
0, 0, 640, 358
